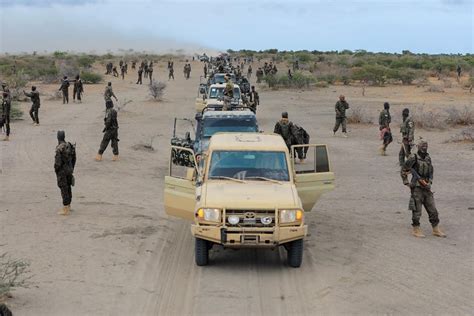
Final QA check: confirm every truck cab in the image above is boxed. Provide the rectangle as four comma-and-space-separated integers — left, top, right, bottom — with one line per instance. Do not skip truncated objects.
164, 133, 335, 267
195, 83, 242, 113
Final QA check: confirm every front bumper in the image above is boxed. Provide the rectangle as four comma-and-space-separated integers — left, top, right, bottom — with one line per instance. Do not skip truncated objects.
191, 224, 307, 248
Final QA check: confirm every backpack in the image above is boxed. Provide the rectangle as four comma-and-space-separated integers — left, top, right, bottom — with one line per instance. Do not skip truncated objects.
66, 142, 76, 171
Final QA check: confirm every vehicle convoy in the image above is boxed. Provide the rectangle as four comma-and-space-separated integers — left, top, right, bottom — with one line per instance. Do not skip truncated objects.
195, 83, 242, 112
164, 133, 335, 267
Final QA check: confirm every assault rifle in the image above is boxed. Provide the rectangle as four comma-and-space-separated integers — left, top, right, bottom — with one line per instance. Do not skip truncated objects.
410, 168, 430, 190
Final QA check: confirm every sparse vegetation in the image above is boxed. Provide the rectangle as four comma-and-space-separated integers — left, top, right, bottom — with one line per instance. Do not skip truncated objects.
81, 71, 102, 84
0, 253, 31, 299
10, 102, 23, 120
264, 72, 316, 89
411, 107, 447, 130
347, 105, 373, 124
445, 106, 474, 126
445, 127, 474, 143
149, 81, 167, 101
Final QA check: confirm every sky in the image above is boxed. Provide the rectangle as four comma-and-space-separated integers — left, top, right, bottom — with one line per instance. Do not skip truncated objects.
0, 0, 472, 54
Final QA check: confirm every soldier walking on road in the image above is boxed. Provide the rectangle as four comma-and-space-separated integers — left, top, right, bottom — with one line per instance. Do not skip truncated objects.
169, 66, 175, 80
96, 100, 119, 162
148, 63, 153, 84
24, 86, 40, 125
274, 112, 307, 162
378, 102, 392, 155
333, 95, 349, 137
204, 63, 207, 78
55, 130, 76, 216
401, 140, 446, 238
223, 75, 234, 110
1, 91, 11, 141
399, 108, 415, 166
120, 64, 126, 80
247, 65, 252, 79
104, 82, 118, 108
136, 67, 143, 85
73, 75, 84, 103
59, 76, 70, 104
112, 66, 119, 77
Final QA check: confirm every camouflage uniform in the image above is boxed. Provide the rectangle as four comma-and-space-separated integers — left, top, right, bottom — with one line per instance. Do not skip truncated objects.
104, 84, 117, 107
73, 78, 84, 102
169, 67, 174, 80
55, 138, 75, 208
399, 116, 415, 166
59, 78, 70, 104
1, 92, 11, 138
333, 99, 349, 134
274, 118, 296, 151
379, 107, 392, 154
223, 80, 234, 110
137, 67, 143, 84
24, 89, 40, 124
148, 65, 153, 83
98, 105, 119, 156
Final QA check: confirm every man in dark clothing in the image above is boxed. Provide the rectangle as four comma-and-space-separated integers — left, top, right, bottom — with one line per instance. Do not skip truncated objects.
333, 95, 349, 137
378, 102, 392, 155
96, 101, 119, 161
137, 67, 143, 84
399, 108, 415, 166
73, 75, 84, 103
204, 64, 207, 78
274, 112, 304, 161
1, 91, 11, 141
401, 140, 446, 238
55, 130, 76, 215
169, 67, 174, 80
24, 86, 40, 125
248, 85, 260, 113
148, 64, 153, 84
59, 76, 70, 104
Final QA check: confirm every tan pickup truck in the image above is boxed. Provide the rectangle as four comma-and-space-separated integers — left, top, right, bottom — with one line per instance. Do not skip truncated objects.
164, 133, 334, 267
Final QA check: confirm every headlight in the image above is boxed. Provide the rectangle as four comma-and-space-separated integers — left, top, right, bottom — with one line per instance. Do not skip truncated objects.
280, 210, 303, 223
260, 216, 273, 225
197, 208, 221, 222
228, 215, 240, 225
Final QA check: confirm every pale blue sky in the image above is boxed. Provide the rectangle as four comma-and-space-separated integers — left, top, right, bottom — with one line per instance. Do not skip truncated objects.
0, 0, 472, 54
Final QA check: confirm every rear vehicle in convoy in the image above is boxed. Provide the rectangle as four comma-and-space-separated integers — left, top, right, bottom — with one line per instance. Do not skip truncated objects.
195, 83, 242, 112
164, 133, 335, 267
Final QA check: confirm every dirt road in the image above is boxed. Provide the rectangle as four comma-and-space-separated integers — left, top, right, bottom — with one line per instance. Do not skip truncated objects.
1, 61, 472, 315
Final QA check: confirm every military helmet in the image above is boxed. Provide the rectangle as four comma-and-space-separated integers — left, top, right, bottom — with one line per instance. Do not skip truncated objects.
57, 130, 65, 142
282, 112, 288, 119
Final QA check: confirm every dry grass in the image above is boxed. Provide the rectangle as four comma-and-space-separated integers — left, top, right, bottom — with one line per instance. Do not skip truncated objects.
411, 107, 447, 130
445, 106, 474, 126
445, 127, 474, 143
426, 84, 445, 93
347, 105, 373, 124
0, 253, 31, 298
149, 81, 167, 101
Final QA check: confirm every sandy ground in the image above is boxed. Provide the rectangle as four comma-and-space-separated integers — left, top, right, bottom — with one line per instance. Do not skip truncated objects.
0, 61, 473, 315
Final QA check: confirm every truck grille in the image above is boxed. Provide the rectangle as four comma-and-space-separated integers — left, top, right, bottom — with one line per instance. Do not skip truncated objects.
225, 210, 275, 227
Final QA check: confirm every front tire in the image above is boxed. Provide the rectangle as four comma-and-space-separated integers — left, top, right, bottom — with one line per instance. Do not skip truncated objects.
195, 237, 209, 266
287, 239, 304, 268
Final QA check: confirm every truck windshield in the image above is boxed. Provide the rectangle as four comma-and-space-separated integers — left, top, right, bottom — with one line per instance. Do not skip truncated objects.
209, 87, 224, 99
208, 151, 289, 181
203, 119, 257, 137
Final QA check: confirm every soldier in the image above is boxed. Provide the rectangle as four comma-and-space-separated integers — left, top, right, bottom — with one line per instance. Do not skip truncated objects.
378, 102, 392, 155
112, 66, 119, 77
136, 67, 143, 85
256, 67, 264, 83
120, 64, 126, 80
73, 74, 84, 103
148, 64, 153, 84
204, 63, 207, 78
274, 112, 298, 154
124, 63, 128, 74
456, 65, 462, 81
24, 86, 40, 125
248, 85, 259, 112
169, 66, 175, 80
247, 65, 252, 79
399, 108, 415, 166
1, 82, 10, 97
288, 69, 293, 79
54, 130, 76, 215
144, 62, 149, 78
1, 91, 11, 141
223, 75, 234, 110
401, 140, 446, 238
131, 61, 136, 70
104, 82, 118, 108
96, 100, 119, 161
59, 76, 70, 104
333, 95, 349, 137
293, 124, 310, 163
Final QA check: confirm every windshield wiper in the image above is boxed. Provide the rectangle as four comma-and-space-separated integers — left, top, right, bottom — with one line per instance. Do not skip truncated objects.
245, 176, 283, 185
209, 176, 246, 183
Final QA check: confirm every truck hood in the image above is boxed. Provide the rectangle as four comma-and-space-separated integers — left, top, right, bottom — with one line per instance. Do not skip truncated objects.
200, 181, 300, 209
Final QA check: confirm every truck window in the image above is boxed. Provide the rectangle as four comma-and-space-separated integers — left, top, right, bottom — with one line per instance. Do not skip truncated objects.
203, 118, 257, 137
208, 151, 289, 181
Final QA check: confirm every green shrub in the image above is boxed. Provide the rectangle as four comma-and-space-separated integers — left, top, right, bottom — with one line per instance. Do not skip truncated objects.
351, 64, 388, 85
10, 102, 23, 120
387, 68, 417, 85
81, 71, 103, 84
264, 72, 315, 89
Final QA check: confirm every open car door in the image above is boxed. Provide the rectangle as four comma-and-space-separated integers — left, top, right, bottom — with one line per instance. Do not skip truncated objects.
164, 146, 198, 220
291, 144, 335, 212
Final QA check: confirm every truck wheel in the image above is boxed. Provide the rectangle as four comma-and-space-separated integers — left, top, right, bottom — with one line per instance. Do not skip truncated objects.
287, 239, 304, 268
195, 237, 209, 266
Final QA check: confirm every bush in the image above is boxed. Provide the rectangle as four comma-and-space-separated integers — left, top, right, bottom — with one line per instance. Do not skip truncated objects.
0, 253, 31, 298
411, 107, 447, 130
445, 127, 474, 143
81, 71, 102, 84
264, 72, 315, 89
351, 65, 388, 85
387, 68, 417, 85
445, 106, 474, 126
426, 85, 445, 93
10, 102, 23, 120
6, 71, 28, 101
347, 106, 373, 124
149, 81, 166, 100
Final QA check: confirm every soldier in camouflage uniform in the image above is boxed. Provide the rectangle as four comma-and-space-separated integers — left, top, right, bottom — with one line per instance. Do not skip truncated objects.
96, 100, 119, 161
222, 75, 234, 110
333, 95, 349, 137
73, 74, 84, 103
59, 76, 70, 104
104, 82, 118, 108
24, 86, 40, 125
136, 67, 143, 85
169, 66, 175, 80
399, 108, 415, 166
378, 102, 392, 155
55, 131, 76, 215
401, 140, 446, 238
1, 91, 11, 141
148, 63, 153, 83
274, 112, 298, 154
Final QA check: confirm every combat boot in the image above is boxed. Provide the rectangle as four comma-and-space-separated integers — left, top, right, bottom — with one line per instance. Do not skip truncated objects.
58, 206, 68, 215
379, 146, 385, 155
95, 154, 102, 162
412, 226, 425, 238
3, 135, 9, 141
432, 226, 447, 238
112, 155, 119, 161
343, 132, 348, 138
